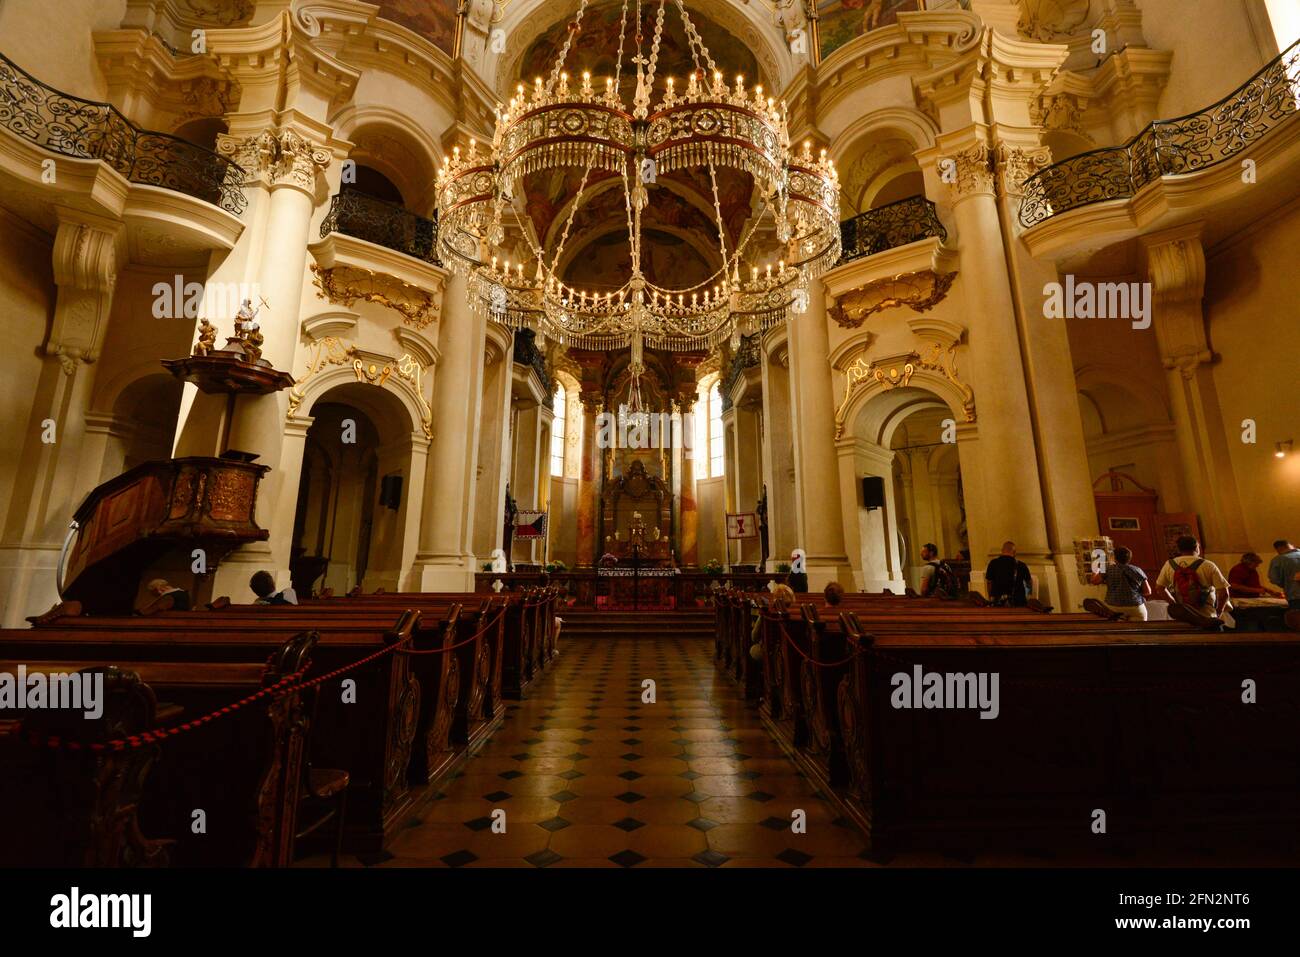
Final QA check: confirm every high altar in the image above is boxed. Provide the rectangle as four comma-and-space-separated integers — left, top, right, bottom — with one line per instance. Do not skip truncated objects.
602, 458, 674, 565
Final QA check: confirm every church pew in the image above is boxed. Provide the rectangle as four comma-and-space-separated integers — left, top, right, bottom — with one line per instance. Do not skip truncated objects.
2, 613, 421, 853
0, 632, 313, 867
196, 597, 505, 756
736, 595, 1255, 848
327, 586, 561, 698
828, 613, 1300, 853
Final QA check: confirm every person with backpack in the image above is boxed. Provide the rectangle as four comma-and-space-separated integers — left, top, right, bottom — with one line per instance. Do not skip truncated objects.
1155, 535, 1230, 619
1085, 546, 1151, 620
986, 541, 1033, 607
918, 543, 960, 599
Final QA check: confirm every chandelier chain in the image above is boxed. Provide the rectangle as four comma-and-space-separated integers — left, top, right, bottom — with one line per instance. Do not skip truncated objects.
673, 0, 717, 77
548, 0, 592, 92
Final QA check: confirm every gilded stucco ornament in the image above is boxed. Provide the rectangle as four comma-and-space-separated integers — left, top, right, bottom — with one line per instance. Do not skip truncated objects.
834, 342, 976, 439
828, 270, 957, 329
310, 264, 441, 330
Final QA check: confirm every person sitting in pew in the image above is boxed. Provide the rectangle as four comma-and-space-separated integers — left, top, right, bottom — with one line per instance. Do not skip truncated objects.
823, 582, 845, 606
1156, 536, 1230, 620
1268, 540, 1300, 610
986, 541, 1033, 607
138, 579, 191, 614
1086, 546, 1151, 621
250, 571, 298, 606
1228, 552, 1283, 599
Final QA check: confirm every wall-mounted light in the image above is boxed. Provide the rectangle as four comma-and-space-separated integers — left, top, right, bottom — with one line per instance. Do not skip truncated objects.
1276, 440, 1293, 459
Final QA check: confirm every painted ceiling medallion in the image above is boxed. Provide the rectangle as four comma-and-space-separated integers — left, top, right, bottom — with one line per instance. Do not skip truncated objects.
829, 269, 957, 329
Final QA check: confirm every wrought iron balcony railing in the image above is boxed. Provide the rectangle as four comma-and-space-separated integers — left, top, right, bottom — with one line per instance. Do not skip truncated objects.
838, 196, 948, 265
0, 51, 246, 215
513, 327, 552, 401
1020, 36, 1300, 228
720, 333, 761, 412
320, 190, 439, 265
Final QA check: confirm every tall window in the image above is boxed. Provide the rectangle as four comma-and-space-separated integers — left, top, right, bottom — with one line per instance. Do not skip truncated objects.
693, 378, 726, 478
550, 385, 567, 476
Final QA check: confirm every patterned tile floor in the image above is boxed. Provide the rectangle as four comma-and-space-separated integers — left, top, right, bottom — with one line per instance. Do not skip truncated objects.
327, 636, 874, 868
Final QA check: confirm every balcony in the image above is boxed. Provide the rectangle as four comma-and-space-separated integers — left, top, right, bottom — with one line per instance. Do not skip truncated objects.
838, 196, 948, 265
319, 190, 439, 265
0, 51, 246, 215
1020, 37, 1300, 229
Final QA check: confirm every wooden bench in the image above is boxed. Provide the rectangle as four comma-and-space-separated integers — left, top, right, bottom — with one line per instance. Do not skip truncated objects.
736, 597, 1300, 855
2, 612, 420, 853
0, 632, 314, 867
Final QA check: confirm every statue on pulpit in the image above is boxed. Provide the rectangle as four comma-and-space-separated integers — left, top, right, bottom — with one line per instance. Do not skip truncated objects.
229, 298, 265, 364
195, 316, 218, 356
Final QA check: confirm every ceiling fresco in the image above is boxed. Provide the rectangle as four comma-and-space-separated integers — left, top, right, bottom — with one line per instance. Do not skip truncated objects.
374, 0, 459, 56
517, 2, 762, 96
521, 165, 753, 255
816, 0, 921, 60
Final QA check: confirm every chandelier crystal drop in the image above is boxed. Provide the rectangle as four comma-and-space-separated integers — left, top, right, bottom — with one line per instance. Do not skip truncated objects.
435, 0, 840, 353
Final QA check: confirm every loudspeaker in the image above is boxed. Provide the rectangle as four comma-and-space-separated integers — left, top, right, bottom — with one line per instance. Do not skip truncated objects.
379, 474, 402, 510
861, 475, 885, 509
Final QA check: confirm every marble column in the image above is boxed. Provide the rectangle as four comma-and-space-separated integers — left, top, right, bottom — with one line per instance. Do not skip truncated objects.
411, 269, 486, 590
943, 142, 1056, 603
998, 142, 1104, 611
575, 393, 601, 566
679, 391, 700, 567
787, 277, 853, 589
473, 329, 514, 561
198, 125, 333, 599
759, 338, 797, 564
1142, 223, 1251, 562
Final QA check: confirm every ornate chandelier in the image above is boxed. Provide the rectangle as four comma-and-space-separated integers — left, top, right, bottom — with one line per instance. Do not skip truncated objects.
434, 0, 840, 356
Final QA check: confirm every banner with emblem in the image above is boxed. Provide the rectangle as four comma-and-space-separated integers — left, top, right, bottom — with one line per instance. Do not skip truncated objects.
726, 512, 758, 540
514, 510, 548, 539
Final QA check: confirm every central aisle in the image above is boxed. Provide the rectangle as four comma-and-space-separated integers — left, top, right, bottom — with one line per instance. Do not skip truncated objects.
375, 637, 872, 867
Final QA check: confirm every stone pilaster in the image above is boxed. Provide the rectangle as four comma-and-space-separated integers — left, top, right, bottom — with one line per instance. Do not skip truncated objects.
1142, 222, 1250, 558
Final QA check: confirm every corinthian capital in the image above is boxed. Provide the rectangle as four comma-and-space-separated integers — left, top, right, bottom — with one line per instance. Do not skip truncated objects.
218, 128, 331, 195
943, 144, 996, 198
996, 143, 1053, 197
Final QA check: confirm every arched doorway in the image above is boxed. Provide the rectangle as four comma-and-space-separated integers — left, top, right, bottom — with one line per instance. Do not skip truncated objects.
291, 381, 420, 595
112, 373, 184, 472
843, 384, 973, 592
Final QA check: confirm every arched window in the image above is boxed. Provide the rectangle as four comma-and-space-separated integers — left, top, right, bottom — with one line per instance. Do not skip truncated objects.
692, 376, 726, 478
550, 385, 567, 477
